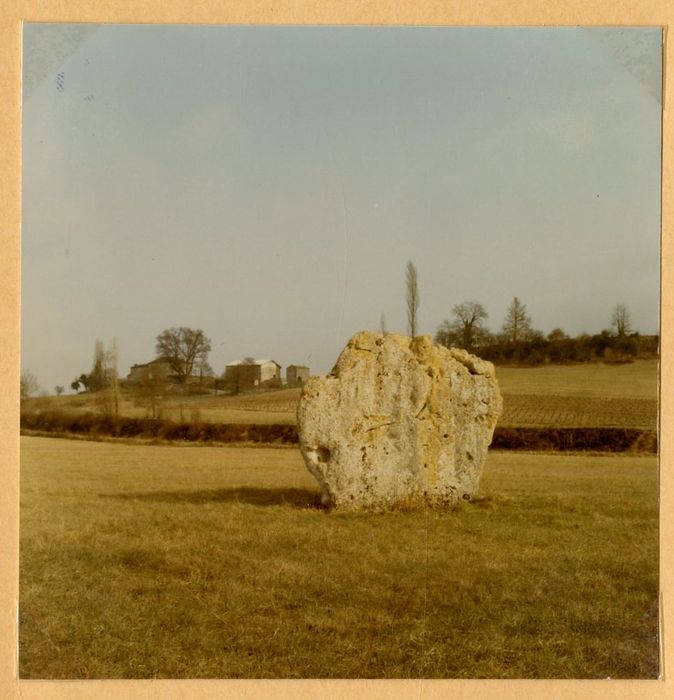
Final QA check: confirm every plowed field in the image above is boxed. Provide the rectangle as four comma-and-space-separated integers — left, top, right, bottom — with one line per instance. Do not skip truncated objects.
23, 360, 658, 430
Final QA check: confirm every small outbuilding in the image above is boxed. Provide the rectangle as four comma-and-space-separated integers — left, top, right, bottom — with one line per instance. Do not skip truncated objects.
286, 364, 310, 386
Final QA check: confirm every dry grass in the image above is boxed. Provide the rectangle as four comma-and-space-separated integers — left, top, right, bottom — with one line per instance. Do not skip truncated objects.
495, 359, 658, 398
20, 436, 659, 679
26, 388, 300, 425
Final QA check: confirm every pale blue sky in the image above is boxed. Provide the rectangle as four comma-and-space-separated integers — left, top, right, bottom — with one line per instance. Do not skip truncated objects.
22, 25, 662, 392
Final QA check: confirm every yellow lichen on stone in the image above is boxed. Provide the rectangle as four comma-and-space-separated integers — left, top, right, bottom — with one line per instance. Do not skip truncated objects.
298, 331, 502, 511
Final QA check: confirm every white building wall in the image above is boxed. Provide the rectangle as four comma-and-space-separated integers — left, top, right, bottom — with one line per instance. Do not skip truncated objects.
259, 361, 280, 383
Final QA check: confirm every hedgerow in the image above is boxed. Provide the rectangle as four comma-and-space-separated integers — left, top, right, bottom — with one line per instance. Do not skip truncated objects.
20, 410, 656, 452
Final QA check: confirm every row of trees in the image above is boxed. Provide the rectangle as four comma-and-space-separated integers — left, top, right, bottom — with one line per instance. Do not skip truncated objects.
436, 299, 636, 349
64, 328, 214, 418
22, 324, 212, 402
477, 327, 657, 365
71, 329, 213, 394
403, 262, 654, 365
71, 339, 119, 393
68, 338, 121, 417
434, 298, 654, 364
435, 298, 537, 349
21, 371, 65, 400
23, 265, 653, 403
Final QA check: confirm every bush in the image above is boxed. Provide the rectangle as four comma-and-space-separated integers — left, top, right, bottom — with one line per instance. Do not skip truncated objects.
20, 411, 656, 453
491, 427, 657, 453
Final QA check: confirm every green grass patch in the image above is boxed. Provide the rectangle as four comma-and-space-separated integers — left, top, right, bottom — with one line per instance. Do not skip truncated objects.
495, 359, 658, 399
19, 437, 658, 679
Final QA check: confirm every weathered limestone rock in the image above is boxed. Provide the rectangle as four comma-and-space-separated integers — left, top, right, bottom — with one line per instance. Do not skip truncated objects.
297, 331, 502, 510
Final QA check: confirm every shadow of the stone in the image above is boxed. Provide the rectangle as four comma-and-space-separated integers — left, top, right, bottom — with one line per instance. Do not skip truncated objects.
100, 486, 324, 508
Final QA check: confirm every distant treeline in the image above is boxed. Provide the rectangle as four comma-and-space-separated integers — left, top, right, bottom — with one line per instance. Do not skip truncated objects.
466, 331, 658, 366
21, 411, 656, 453
434, 298, 658, 366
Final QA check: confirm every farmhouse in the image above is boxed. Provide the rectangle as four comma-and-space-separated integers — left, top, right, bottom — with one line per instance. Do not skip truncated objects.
127, 358, 175, 382
224, 359, 282, 389
286, 364, 310, 385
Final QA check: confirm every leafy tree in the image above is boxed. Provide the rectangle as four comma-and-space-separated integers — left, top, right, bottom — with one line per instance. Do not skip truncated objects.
406, 261, 419, 337
436, 301, 489, 350
546, 328, 571, 362
611, 304, 632, 337
55, 385, 64, 396
502, 297, 533, 344
547, 327, 568, 343
131, 371, 166, 419
20, 370, 40, 400
155, 327, 212, 383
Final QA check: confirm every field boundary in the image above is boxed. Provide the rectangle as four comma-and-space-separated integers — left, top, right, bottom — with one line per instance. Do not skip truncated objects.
491, 426, 657, 453
20, 411, 657, 453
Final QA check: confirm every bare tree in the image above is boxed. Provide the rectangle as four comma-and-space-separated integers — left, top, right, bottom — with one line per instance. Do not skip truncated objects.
155, 327, 212, 382
436, 301, 489, 349
107, 337, 120, 422
88, 339, 108, 392
501, 297, 533, 344
611, 304, 632, 337
197, 359, 214, 386
406, 261, 419, 337
20, 370, 40, 401
131, 371, 166, 419
87, 339, 120, 418
379, 312, 387, 335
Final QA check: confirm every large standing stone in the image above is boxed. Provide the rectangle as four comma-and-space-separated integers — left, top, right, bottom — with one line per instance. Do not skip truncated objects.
297, 331, 502, 510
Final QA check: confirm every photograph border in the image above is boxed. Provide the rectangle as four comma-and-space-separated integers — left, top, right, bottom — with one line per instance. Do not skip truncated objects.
1, 2, 671, 699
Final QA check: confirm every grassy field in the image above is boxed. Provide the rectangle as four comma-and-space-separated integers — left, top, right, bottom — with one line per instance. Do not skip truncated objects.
24, 360, 658, 430
20, 436, 659, 679
26, 387, 301, 425
495, 359, 658, 398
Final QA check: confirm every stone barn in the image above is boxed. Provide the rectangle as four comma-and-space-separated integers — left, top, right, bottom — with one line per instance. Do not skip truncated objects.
127, 358, 174, 383
224, 359, 281, 389
286, 364, 310, 386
